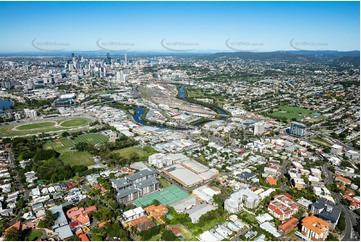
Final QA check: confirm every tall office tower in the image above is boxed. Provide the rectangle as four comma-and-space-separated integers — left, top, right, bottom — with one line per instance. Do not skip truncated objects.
290, 122, 307, 137
124, 53, 127, 66
115, 71, 121, 83
105, 53, 112, 65
254, 122, 265, 135
71, 53, 75, 58
121, 70, 129, 82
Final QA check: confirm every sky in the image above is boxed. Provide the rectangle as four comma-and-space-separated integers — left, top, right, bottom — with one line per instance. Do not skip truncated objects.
0, 1, 359, 52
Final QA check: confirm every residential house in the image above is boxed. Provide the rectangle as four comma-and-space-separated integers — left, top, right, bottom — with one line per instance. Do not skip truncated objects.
278, 218, 299, 234
335, 176, 351, 186
122, 207, 145, 223
291, 178, 306, 190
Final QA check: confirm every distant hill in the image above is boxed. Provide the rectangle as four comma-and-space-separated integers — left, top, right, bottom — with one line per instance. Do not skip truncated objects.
211, 50, 360, 67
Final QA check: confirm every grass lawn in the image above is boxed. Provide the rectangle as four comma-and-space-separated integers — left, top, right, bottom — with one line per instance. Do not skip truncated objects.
189, 217, 225, 234
149, 233, 162, 241
44, 132, 108, 167
178, 224, 197, 241
45, 133, 108, 153
16, 121, 55, 130
75, 133, 108, 145
187, 89, 206, 98
1, 125, 66, 137
0, 117, 93, 137
60, 151, 95, 167
160, 177, 170, 188
312, 137, 332, 147
270, 105, 321, 121
60, 118, 90, 127
111, 146, 149, 160
239, 211, 257, 225
92, 235, 104, 241
27, 230, 43, 241
188, 117, 212, 126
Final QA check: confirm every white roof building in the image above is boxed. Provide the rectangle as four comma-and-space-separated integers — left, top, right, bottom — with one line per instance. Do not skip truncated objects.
200, 231, 218, 241
225, 188, 260, 212
186, 204, 217, 223
256, 213, 274, 224
122, 207, 145, 223
193, 185, 220, 203
170, 196, 196, 213
260, 222, 281, 238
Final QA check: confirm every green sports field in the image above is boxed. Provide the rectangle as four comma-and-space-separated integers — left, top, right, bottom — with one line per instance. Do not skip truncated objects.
45, 133, 108, 152
60, 151, 95, 166
0, 117, 92, 137
60, 118, 89, 127
16, 121, 55, 130
270, 106, 323, 121
133, 185, 189, 207
44, 132, 108, 166
111, 146, 148, 159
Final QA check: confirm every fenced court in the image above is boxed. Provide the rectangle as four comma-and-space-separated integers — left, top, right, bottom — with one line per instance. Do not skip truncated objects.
134, 185, 189, 207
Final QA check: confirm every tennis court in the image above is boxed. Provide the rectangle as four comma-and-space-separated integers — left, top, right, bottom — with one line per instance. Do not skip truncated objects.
134, 185, 189, 207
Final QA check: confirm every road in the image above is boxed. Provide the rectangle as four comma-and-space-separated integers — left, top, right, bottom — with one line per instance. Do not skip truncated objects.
322, 159, 359, 241
231, 227, 251, 241
278, 160, 289, 191
333, 193, 359, 241
322, 162, 332, 185
7, 148, 28, 225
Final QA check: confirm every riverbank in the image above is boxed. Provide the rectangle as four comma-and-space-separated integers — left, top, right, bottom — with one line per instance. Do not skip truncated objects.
133, 106, 190, 130
177, 85, 230, 116
0, 98, 14, 110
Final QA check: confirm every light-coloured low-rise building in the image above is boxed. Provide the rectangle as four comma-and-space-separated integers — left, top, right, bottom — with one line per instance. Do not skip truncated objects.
225, 188, 260, 213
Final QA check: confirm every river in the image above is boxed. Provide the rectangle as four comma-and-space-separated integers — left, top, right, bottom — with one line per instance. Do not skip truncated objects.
0, 99, 14, 110
133, 106, 189, 130
179, 85, 227, 121
132, 86, 227, 129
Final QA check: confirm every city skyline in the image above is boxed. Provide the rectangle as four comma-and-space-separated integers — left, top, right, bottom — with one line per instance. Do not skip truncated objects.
0, 1, 360, 52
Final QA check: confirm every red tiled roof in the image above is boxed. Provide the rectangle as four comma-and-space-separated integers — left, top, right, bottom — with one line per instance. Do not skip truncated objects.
75, 229, 83, 235
127, 216, 149, 227
336, 176, 351, 184
279, 218, 299, 234
268, 204, 283, 215
70, 220, 80, 230
78, 233, 90, 241
266, 176, 277, 186
136, 220, 156, 232
302, 216, 329, 234
76, 213, 90, 225
144, 204, 168, 218
171, 227, 181, 236
98, 220, 112, 228
4, 221, 21, 235
85, 205, 97, 213
67, 207, 85, 220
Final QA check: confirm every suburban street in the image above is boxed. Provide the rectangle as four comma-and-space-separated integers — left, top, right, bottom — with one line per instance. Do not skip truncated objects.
322, 159, 359, 241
